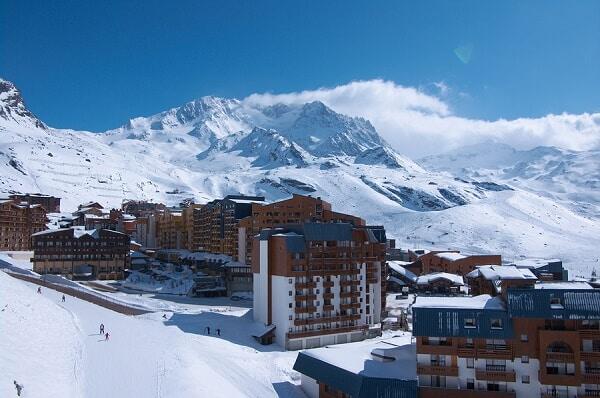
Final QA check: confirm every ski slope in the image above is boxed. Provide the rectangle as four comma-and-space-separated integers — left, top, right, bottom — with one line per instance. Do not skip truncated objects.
0, 271, 303, 398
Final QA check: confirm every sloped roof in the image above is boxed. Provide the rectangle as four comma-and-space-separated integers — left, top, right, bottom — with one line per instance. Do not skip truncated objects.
416, 272, 464, 286
467, 265, 537, 281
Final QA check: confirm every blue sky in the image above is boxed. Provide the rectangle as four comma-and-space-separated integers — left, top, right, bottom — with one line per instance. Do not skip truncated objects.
1, 0, 599, 132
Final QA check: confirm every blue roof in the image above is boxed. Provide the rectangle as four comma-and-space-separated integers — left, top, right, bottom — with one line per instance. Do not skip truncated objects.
293, 352, 417, 398
508, 288, 600, 320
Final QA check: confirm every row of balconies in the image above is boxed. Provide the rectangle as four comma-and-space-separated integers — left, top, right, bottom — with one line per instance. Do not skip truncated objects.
287, 324, 367, 339
293, 314, 361, 326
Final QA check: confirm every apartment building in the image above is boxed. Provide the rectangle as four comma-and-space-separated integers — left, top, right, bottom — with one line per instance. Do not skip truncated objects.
9, 193, 61, 212
194, 195, 265, 257
0, 198, 47, 250
156, 208, 185, 249
31, 227, 130, 279
413, 266, 600, 398
238, 194, 365, 264
252, 222, 386, 350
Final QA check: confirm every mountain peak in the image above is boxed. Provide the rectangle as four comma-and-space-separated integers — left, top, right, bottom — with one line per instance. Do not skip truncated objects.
0, 78, 46, 129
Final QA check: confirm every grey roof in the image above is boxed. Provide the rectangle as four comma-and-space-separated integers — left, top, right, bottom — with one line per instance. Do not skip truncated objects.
300, 222, 353, 241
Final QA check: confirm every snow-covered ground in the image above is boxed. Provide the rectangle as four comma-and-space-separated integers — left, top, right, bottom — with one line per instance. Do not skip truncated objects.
0, 269, 304, 398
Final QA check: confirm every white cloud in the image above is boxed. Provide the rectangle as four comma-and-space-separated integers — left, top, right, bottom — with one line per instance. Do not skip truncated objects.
243, 80, 600, 158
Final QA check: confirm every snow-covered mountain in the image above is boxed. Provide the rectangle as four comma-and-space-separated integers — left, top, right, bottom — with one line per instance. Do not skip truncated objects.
2, 78, 600, 275
419, 142, 600, 217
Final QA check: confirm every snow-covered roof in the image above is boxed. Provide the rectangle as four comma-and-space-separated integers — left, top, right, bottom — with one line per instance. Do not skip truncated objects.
467, 265, 537, 281
433, 252, 466, 261
416, 272, 464, 286
413, 294, 506, 310
387, 261, 417, 282
227, 198, 264, 204
513, 258, 562, 269
534, 281, 593, 290
300, 335, 415, 379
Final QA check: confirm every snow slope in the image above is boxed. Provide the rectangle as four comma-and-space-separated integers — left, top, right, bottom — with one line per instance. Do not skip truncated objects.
0, 271, 83, 398
0, 269, 302, 398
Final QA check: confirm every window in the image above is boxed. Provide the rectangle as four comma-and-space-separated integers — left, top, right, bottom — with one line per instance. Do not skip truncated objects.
522, 356, 529, 364
550, 297, 564, 309
521, 375, 530, 384
288, 291, 292, 296
466, 338, 474, 348
289, 303, 292, 308
466, 358, 474, 368
520, 334, 528, 342
289, 315, 292, 320
491, 319, 503, 329
466, 379, 474, 390
288, 278, 292, 284
464, 318, 476, 328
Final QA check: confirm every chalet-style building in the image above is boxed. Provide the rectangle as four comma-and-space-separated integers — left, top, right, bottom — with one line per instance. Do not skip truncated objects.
238, 194, 365, 264
415, 272, 465, 295
513, 258, 568, 281
194, 195, 265, 257
121, 200, 167, 217
252, 222, 386, 350
414, 251, 502, 275
9, 193, 61, 212
0, 198, 47, 250
31, 227, 130, 279
413, 267, 600, 398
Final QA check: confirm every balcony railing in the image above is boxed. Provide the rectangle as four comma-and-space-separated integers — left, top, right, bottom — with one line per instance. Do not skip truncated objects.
417, 365, 459, 377
545, 351, 575, 362
476, 369, 516, 382
419, 387, 515, 398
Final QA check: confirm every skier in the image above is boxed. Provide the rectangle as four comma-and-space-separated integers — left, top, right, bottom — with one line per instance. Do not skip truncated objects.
205, 326, 210, 335
100, 323, 105, 335
37, 286, 41, 294
13, 380, 23, 397
216, 328, 221, 336
162, 314, 167, 319
105, 332, 110, 341
62, 295, 66, 302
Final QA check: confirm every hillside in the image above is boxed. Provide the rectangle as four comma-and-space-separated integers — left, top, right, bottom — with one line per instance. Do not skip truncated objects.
1, 78, 600, 275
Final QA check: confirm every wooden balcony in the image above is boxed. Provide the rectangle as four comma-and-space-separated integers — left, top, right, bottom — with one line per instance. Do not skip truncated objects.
580, 329, 600, 339
340, 302, 360, 310
476, 369, 516, 382
417, 365, 459, 377
293, 314, 360, 326
582, 351, 600, 361
295, 294, 316, 302
323, 304, 334, 311
287, 325, 367, 339
583, 372, 600, 384
477, 345, 513, 360
323, 281, 334, 288
419, 387, 515, 398
295, 306, 317, 314
323, 292, 334, 299
546, 351, 575, 362
457, 346, 476, 358
340, 280, 360, 287
419, 343, 456, 356
539, 371, 581, 387
339, 291, 359, 298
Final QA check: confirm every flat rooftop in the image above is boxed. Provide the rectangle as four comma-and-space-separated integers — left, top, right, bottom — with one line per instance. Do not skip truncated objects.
413, 294, 506, 310
301, 334, 416, 380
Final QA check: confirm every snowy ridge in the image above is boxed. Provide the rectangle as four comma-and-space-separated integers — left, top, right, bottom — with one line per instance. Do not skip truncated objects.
419, 141, 600, 217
